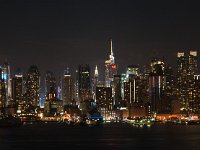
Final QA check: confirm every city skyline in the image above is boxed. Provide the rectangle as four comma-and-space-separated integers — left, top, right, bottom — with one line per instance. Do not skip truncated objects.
1, 0, 200, 78
1, 1, 200, 149
0, 0, 199, 120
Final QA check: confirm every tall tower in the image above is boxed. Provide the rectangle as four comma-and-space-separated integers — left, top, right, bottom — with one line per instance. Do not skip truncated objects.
12, 71, 23, 106
62, 68, 74, 106
113, 75, 122, 108
78, 64, 91, 101
57, 76, 62, 100
0, 66, 6, 114
74, 69, 79, 104
2, 61, 12, 105
105, 39, 117, 87
123, 66, 143, 107
92, 65, 99, 101
149, 58, 166, 114
193, 75, 200, 114
26, 65, 40, 108
45, 71, 57, 101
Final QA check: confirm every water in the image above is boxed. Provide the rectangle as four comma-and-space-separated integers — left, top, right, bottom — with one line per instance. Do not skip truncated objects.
0, 123, 200, 150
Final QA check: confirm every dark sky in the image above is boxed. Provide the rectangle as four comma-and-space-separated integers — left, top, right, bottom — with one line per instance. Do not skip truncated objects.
0, 0, 200, 79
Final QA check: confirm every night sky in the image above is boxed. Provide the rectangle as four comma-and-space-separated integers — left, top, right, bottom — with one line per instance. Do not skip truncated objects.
0, 0, 200, 79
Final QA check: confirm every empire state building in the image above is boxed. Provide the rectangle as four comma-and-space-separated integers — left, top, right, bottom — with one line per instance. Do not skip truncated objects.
105, 39, 117, 87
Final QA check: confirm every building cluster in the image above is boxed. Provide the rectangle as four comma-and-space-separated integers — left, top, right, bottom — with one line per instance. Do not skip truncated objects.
0, 40, 199, 121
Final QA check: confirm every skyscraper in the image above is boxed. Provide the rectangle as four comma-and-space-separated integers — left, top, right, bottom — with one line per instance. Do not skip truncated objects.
105, 39, 117, 87
96, 86, 113, 119
193, 75, 200, 114
1, 61, 12, 106
123, 65, 144, 106
45, 71, 57, 101
0, 66, 6, 114
177, 51, 198, 114
62, 68, 74, 106
74, 69, 79, 104
26, 65, 40, 108
149, 58, 166, 114
12, 72, 23, 105
164, 65, 175, 113
113, 75, 122, 108
92, 65, 98, 101
78, 64, 91, 101
57, 76, 62, 100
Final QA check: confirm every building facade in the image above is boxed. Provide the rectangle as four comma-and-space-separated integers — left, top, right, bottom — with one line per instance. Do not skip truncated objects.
177, 51, 198, 114
26, 65, 40, 108
62, 68, 74, 106
78, 64, 91, 101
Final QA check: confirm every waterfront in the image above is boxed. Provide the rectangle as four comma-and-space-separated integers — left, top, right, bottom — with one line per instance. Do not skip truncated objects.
0, 123, 200, 150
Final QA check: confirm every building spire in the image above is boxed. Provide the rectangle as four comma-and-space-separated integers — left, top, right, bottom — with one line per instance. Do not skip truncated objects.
109, 38, 115, 64
110, 39, 113, 56
94, 65, 98, 77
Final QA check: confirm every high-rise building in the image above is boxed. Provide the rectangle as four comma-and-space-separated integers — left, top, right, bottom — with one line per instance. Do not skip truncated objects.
105, 39, 117, 87
96, 86, 113, 118
74, 69, 79, 104
124, 75, 142, 106
177, 51, 198, 114
164, 65, 175, 113
149, 58, 166, 114
62, 68, 74, 106
0, 66, 6, 114
1, 62, 12, 105
92, 65, 99, 101
123, 65, 143, 108
26, 65, 40, 108
113, 75, 122, 108
120, 73, 126, 103
78, 64, 91, 101
193, 75, 200, 114
45, 71, 57, 101
57, 76, 62, 100
12, 72, 23, 105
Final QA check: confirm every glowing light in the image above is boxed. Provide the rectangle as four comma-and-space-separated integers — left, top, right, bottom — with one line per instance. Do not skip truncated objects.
2, 73, 7, 80
111, 65, 116, 69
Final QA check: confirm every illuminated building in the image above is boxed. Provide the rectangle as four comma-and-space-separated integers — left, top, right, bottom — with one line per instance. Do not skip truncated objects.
120, 73, 126, 102
123, 65, 145, 106
26, 65, 40, 108
177, 51, 198, 114
44, 99, 63, 115
92, 65, 99, 101
125, 65, 139, 79
1, 61, 12, 106
78, 64, 91, 101
12, 71, 23, 107
45, 71, 57, 101
62, 68, 74, 105
96, 86, 113, 119
139, 66, 150, 104
193, 75, 200, 114
105, 39, 117, 87
124, 75, 141, 106
0, 66, 6, 114
123, 65, 144, 108
74, 69, 79, 104
113, 75, 122, 108
57, 76, 62, 100
149, 58, 166, 114
164, 65, 175, 113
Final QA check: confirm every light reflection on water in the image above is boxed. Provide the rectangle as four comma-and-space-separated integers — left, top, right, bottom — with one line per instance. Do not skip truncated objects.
0, 123, 200, 150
